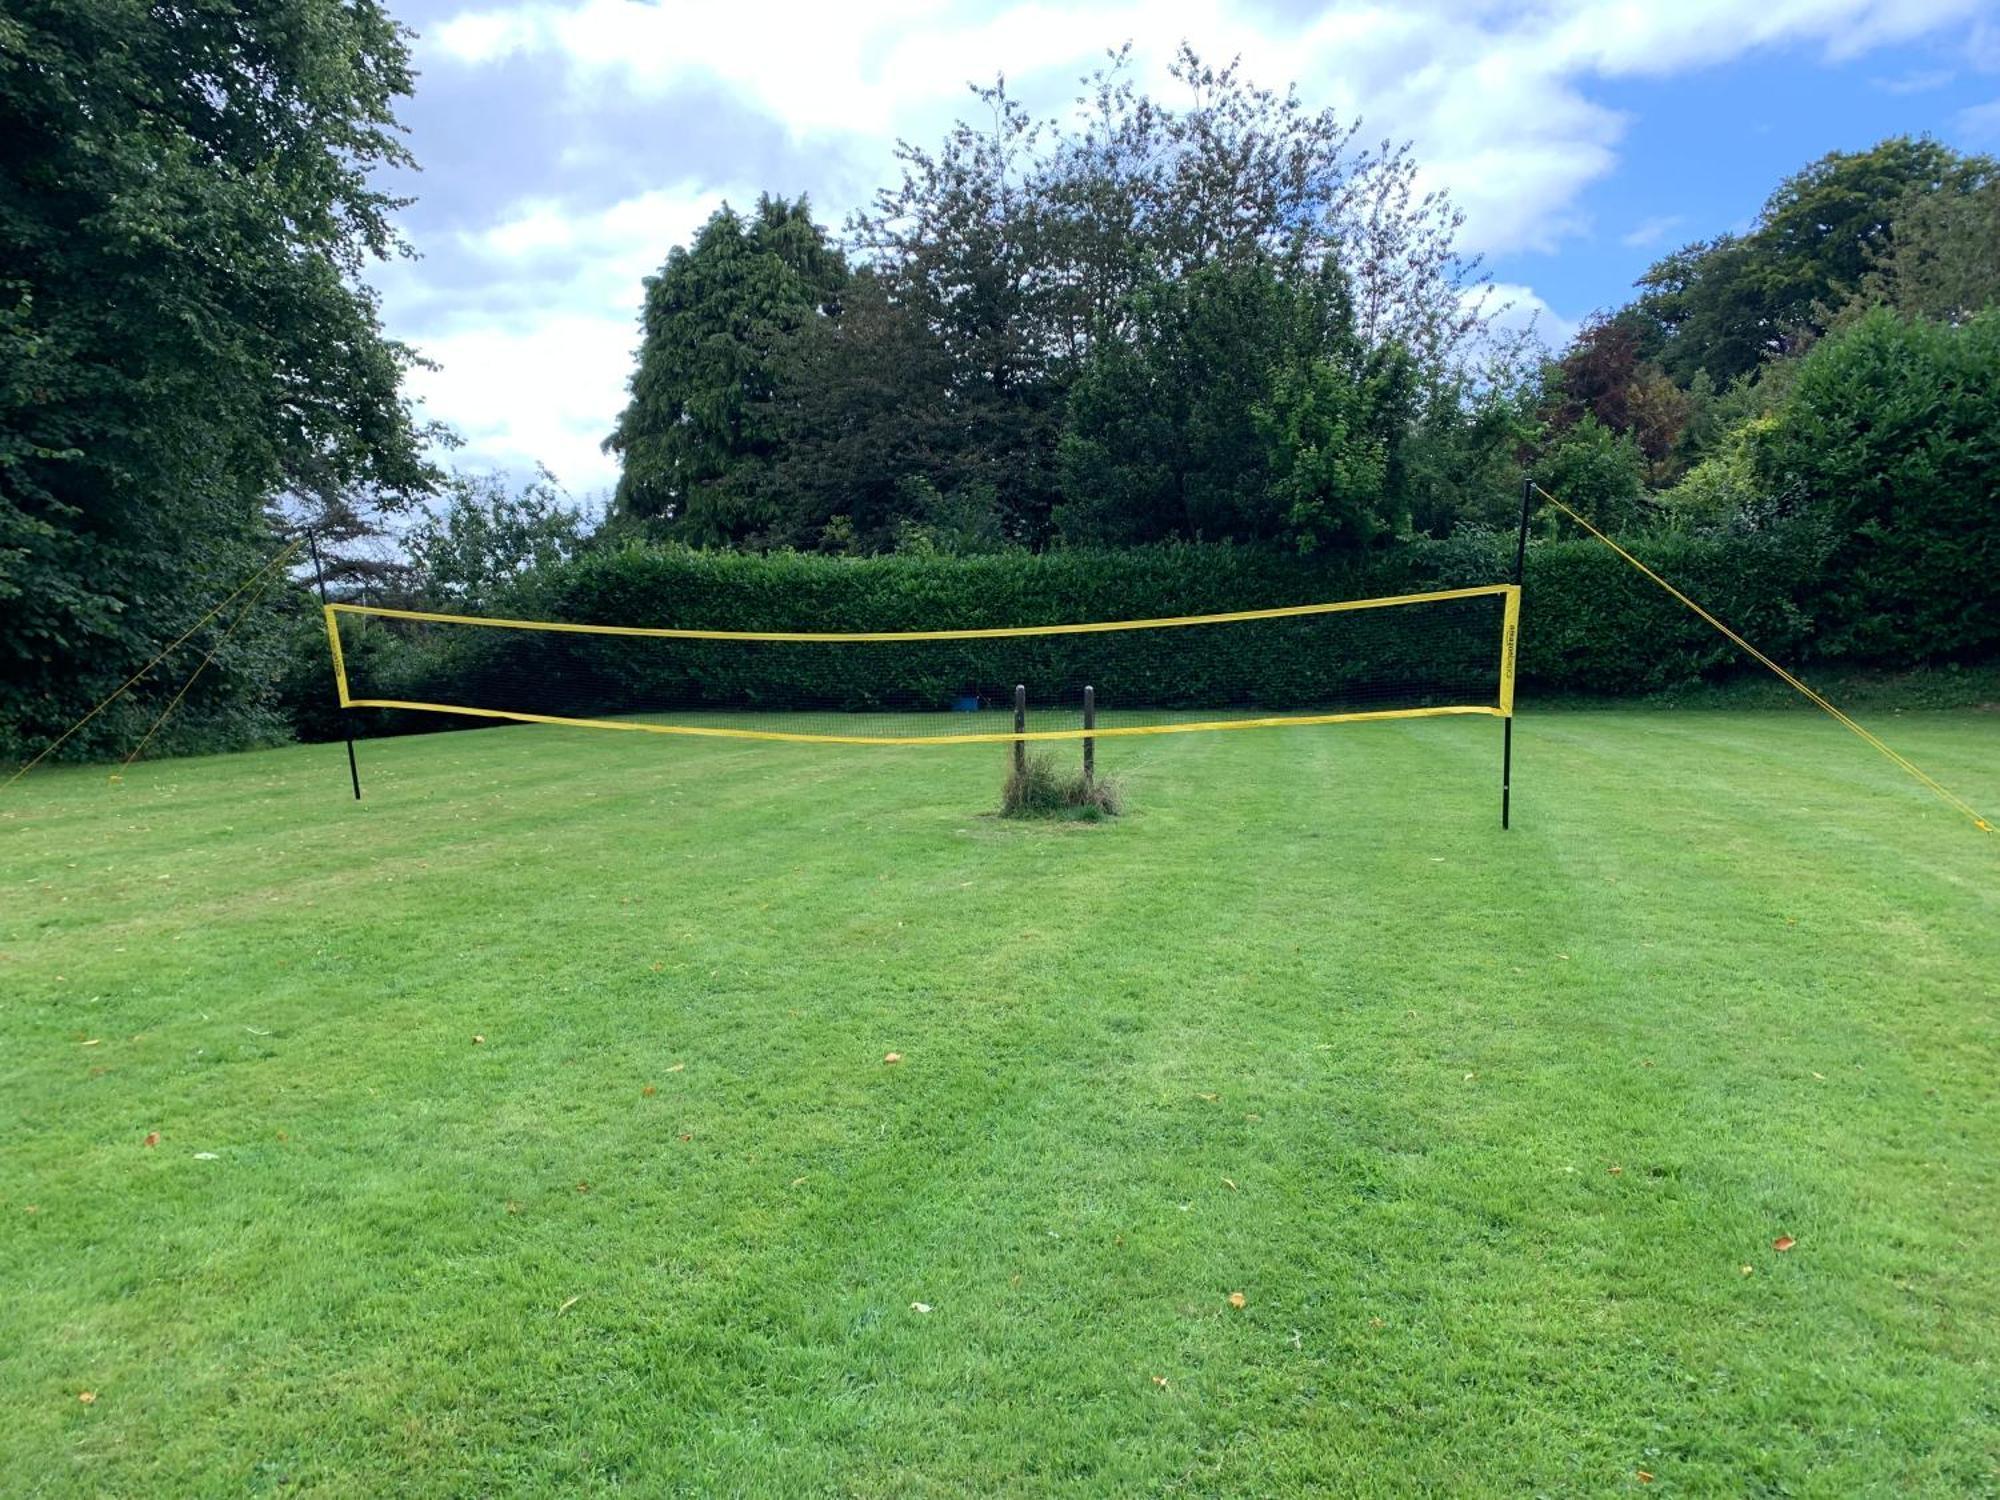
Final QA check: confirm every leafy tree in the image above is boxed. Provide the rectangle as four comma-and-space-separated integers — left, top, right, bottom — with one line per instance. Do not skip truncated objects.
605, 196, 847, 538
1629, 234, 1772, 389
1631, 138, 1994, 387
1860, 178, 2000, 323
1, 0, 437, 758
751, 269, 998, 552
844, 47, 1488, 545
1543, 314, 1692, 485
1402, 371, 1538, 537
407, 469, 598, 609
1755, 137, 1988, 328
1056, 260, 1410, 551
1256, 341, 1415, 553
1755, 307, 2000, 658
1535, 415, 1648, 532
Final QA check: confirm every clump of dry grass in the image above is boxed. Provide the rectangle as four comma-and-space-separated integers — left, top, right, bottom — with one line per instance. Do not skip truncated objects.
1000, 752, 1123, 820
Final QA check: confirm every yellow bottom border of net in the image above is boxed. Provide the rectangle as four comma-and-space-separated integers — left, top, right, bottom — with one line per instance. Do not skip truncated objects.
340, 697, 1504, 746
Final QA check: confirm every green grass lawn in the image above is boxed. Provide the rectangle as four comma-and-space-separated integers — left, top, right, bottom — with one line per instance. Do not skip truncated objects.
3, 710, 1996, 1496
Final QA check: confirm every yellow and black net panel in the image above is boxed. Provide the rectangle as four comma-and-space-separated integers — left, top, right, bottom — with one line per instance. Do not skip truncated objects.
326, 584, 1519, 746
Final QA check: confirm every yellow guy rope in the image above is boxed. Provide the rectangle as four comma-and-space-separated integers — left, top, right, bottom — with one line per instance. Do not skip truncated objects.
1534, 484, 1991, 834
3, 539, 303, 790
118, 549, 291, 771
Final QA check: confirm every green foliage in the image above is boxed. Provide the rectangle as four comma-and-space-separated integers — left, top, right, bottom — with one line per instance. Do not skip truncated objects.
605, 196, 848, 536
999, 751, 1122, 819
612, 49, 1496, 552
1535, 416, 1647, 534
334, 520, 1868, 721
1257, 338, 1414, 553
1403, 369, 1540, 537
1652, 418, 1771, 531
0, 0, 435, 759
408, 469, 599, 610
1631, 138, 1995, 387
890, 479, 1014, 558
1057, 261, 1411, 551
1859, 177, 2000, 323
1541, 315, 1694, 486
1755, 307, 2000, 660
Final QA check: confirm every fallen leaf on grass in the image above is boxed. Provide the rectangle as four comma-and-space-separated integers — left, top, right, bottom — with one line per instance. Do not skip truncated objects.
1739, 1265, 1754, 1277
666, 1062, 685, 1073
790, 1176, 807, 1187
1608, 1165, 1624, 1176
193, 1152, 219, 1161
641, 1085, 657, 1097
575, 1182, 590, 1194
910, 1302, 932, 1314
1637, 1470, 1654, 1483
1773, 1235, 1796, 1252
1197, 1092, 1218, 1102
883, 1052, 903, 1064
81, 1039, 99, 1047
1227, 1292, 1247, 1309
557, 1296, 580, 1315
1221, 1178, 1237, 1191
77, 1391, 96, 1405
1152, 1375, 1169, 1388
472, 1035, 485, 1045
142, 1132, 159, 1148
23, 1206, 36, 1215
679, 1133, 692, 1142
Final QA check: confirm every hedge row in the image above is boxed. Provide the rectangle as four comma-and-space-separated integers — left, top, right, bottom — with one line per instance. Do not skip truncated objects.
487, 528, 1849, 698
302, 518, 1975, 735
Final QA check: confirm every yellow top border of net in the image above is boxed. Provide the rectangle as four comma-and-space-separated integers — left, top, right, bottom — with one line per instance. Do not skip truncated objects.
326, 583, 1515, 644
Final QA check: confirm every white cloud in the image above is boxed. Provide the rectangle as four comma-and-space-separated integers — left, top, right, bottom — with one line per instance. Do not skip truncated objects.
401, 0, 1986, 485
1957, 97, 2000, 145
1621, 214, 1685, 249
1481, 283, 1581, 355
384, 181, 741, 492
407, 314, 635, 495
424, 0, 1985, 254
1872, 67, 1956, 94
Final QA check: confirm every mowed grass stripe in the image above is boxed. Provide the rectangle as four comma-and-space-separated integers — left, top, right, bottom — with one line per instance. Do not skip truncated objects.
1, 711, 1995, 1494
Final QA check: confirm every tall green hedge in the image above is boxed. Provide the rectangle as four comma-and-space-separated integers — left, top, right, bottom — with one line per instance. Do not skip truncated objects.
296, 520, 1934, 740
512, 530, 1848, 699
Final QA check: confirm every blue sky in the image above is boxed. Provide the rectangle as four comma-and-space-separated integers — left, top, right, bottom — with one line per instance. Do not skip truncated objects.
368, 0, 2000, 497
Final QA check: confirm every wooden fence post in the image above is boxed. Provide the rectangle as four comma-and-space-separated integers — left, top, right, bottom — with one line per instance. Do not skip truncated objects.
1082, 684, 1095, 788
1013, 683, 1027, 776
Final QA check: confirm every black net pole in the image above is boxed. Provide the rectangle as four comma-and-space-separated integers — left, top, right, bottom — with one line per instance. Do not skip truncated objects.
306, 529, 362, 801
1502, 477, 1533, 830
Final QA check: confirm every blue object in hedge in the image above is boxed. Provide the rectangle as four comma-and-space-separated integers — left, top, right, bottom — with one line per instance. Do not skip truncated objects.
952, 694, 982, 712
